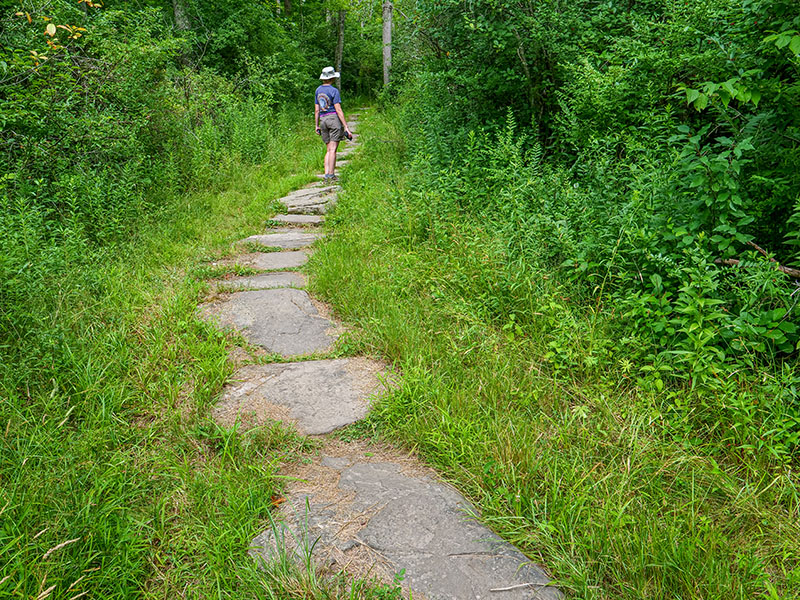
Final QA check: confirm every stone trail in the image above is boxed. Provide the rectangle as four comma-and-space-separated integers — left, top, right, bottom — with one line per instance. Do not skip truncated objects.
271, 214, 325, 225
199, 110, 560, 599
239, 249, 310, 270
214, 358, 385, 434
217, 272, 306, 291
242, 230, 324, 249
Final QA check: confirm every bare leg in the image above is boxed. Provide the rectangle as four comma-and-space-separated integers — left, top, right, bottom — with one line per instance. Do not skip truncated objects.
325, 141, 339, 175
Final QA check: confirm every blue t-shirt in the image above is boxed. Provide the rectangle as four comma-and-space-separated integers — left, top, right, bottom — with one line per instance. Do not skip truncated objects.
315, 84, 341, 115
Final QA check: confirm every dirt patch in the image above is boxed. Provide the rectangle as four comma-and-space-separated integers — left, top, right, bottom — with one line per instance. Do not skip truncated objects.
211, 364, 295, 429
309, 296, 349, 339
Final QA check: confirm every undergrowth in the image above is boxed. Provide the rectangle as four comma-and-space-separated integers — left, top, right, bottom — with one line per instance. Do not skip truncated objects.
308, 109, 800, 599
0, 108, 394, 598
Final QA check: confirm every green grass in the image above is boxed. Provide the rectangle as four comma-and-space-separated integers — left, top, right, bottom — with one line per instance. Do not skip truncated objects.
306, 109, 800, 599
0, 108, 399, 599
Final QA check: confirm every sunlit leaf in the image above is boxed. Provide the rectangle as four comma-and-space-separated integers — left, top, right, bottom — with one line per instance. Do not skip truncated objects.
693, 93, 708, 110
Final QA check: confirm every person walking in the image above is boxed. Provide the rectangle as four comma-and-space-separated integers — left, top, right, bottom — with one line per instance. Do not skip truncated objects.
314, 66, 352, 183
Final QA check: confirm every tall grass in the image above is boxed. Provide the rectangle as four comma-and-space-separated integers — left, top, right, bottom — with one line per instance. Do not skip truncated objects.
0, 107, 335, 598
308, 110, 800, 599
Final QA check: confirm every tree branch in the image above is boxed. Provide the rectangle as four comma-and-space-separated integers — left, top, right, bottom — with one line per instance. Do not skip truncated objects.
714, 257, 800, 279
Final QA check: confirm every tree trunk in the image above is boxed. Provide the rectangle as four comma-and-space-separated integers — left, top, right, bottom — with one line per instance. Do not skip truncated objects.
172, 0, 190, 30
335, 9, 346, 88
284, 0, 292, 15
382, 1, 392, 86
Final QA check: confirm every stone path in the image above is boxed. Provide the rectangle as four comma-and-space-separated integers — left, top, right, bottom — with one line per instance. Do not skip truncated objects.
200, 110, 560, 599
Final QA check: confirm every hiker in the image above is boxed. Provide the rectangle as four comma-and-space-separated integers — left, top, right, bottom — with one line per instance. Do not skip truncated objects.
314, 66, 352, 183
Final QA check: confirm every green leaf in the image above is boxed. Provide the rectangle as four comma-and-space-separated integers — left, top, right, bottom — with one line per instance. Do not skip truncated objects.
686, 88, 700, 104
694, 94, 708, 110
790, 35, 800, 55
721, 80, 736, 96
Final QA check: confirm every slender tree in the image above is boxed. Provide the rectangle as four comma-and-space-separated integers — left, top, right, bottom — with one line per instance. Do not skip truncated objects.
172, 0, 190, 30
335, 9, 346, 87
382, 0, 392, 85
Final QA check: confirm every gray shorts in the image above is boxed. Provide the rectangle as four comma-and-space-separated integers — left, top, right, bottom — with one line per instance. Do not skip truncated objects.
319, 112, 344, 143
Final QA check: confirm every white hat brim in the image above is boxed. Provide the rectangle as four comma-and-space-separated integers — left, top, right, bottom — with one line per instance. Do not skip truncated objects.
319, 71, 340, 79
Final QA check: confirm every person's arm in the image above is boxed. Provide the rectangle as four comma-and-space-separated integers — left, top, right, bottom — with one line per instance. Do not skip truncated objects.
334, 103, 350, 133
314, 104, 320, 134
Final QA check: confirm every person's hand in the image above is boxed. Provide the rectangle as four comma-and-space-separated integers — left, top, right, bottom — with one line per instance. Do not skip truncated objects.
315, 126, 321, 135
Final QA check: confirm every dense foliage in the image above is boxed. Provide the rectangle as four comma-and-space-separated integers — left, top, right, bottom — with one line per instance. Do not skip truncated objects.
391, 0, 800, 460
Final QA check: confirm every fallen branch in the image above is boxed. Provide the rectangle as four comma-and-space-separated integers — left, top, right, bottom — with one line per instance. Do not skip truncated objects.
714, 240, 800, 278
714, 258, 800, 278
746, 240, 771, 258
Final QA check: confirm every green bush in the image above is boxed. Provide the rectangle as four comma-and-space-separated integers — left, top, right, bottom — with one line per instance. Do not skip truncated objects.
388, 0, 800, 460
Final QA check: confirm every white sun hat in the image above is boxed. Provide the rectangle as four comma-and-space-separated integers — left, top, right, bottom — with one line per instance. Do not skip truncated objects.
319, 66, 340, 80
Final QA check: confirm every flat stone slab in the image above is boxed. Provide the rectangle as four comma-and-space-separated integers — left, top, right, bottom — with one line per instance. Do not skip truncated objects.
253, 455, 560, 600
220, 272, 305, 290
271, 214, 324, 225
282, 185, 339, 203
242, 231, 323, 249
213, 358, 386, 434
200, 289, 338, 357
239, 250, 310, 270
287, 197, 336, 216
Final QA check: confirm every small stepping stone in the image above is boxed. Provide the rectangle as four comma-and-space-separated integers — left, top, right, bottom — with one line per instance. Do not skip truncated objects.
213, 358, 386, 434
201, 289, 338, 357
240, 250, 310, 270
283, 186, 339, 202
271, 214, 324, 225
220, 272, 305, 290
242, 231, 323, 249
286, 196, 337, 216
253, 456, 560, 600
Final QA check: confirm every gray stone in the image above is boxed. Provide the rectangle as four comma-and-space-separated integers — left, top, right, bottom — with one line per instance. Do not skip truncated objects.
253, 460, 560, 600
213, 358, 386, 434
271, 214, 325, 225
241, 250, 310, 270
221, 272, 305, 290
242, 231, 324, 249
201, 289, 338, 357
287, 197, 336, 216
283, 184, 338, 215
282, 186, 339, 203
321, 455, 351, 469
